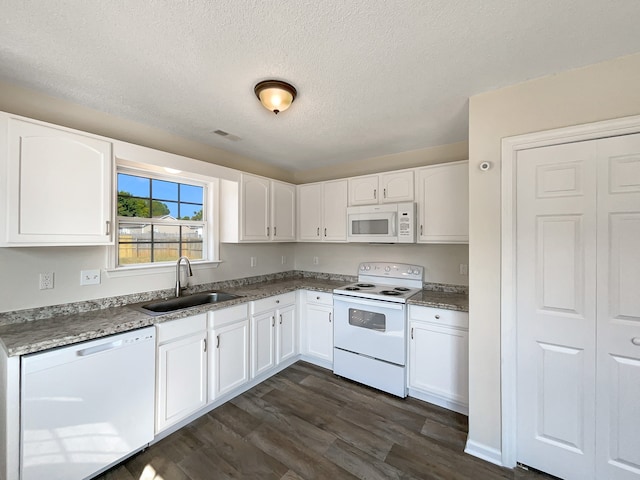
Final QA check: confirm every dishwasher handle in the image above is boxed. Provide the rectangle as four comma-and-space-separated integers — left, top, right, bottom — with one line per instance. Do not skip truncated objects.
77, 340, 123, 357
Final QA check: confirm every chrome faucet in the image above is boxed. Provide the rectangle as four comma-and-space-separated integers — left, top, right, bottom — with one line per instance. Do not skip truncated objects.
175, 256, 193, 297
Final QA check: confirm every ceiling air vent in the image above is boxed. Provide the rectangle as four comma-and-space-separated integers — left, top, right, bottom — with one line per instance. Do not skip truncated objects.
212, 129, 241, 141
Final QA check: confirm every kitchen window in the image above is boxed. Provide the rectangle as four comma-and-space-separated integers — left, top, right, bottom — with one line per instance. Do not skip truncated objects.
116, 171, 208, 267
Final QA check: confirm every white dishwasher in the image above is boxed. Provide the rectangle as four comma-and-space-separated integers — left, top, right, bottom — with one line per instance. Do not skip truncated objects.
20, 327, 155, 480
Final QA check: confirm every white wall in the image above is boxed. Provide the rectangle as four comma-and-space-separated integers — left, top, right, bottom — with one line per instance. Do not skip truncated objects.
0, 243, 295, 312
295, 243, 468, 286
467, 52, 640, 457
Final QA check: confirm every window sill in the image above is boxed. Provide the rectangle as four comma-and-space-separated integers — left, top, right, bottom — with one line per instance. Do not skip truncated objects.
105, 260, 222, 278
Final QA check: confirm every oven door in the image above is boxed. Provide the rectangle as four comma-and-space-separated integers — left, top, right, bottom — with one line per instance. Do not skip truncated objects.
333, 296, 406, 365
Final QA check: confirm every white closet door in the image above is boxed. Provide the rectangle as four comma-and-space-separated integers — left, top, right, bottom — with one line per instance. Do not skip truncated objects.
595, 133, 640, 480
516, 141, 598, 480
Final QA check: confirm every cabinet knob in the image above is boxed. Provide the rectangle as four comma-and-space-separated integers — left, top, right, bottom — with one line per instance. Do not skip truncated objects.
317, 227, 320, 236
420, 225, 423, 235
274, 226, 277, 237
435, 314, 440, 319
279, 314, 283, 324
383, 188, 386, 198
411, 327, 414, 339
216, 335, 220, 348
632, 337, 640, 346
203, 338, 207, 352
329, 312, 332, 322
316, 296, 320, 300
272, 316, 275, 327
324, 228, 327, 237
374, 189, 377, 199
105, 220, 111, 236
267, 226, 270, 237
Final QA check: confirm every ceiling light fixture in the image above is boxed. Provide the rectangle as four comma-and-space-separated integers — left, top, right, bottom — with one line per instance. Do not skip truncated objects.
254, 80, 297, 115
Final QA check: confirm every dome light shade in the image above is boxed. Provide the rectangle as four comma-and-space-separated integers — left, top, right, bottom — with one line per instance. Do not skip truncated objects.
254, 80, 297, 114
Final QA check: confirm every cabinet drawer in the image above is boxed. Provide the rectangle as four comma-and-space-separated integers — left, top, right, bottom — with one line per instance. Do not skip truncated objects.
156, 313, 207, 344
251, 292, 296, 314
208, 303, 248, 329
305, 290, 333, 306
409, 305, 468, 329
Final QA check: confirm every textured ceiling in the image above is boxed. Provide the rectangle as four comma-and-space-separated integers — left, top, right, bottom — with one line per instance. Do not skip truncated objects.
1, 1, 640, 172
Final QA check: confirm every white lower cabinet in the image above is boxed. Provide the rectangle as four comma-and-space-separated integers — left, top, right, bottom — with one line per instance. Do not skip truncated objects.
301, 290, 334, 367
208, 304, 250, 400
408, 305, 469, 414
155, 314, 208, 433
250, 292, 297, 378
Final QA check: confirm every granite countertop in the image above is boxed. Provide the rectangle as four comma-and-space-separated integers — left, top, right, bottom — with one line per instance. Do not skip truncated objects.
0, 274, 468, 357
407, 290, 468, 312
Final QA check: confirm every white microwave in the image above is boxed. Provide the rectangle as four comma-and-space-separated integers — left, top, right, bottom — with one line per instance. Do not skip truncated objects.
346, 202, 416, 243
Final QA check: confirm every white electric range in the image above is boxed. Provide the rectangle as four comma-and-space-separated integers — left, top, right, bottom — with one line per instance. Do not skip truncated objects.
332, 262, 424, 397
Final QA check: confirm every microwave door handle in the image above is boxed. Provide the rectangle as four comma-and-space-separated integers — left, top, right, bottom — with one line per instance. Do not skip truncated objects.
391, 212, 398, 236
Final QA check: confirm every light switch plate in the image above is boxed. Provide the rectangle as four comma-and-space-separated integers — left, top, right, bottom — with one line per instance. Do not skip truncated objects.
81, 269, 101, 285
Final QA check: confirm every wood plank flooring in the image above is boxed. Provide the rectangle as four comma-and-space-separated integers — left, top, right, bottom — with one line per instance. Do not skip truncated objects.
96, 362, 554, 480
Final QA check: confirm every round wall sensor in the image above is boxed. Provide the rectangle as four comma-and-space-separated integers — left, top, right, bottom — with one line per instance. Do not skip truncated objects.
479, 161, 492, 171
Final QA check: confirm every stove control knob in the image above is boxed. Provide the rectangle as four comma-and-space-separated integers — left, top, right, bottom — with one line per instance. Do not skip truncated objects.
360, 265, 366, 271
413, 269, 420, 275
364, 264, 371, 271
384, 266, 390, 272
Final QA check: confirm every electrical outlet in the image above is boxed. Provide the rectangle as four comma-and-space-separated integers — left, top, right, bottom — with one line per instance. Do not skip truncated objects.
39, 272, 54, 290
313, 256, 319, 265
250, 256, 257, 267
459, 264, 469, 275
80, 269, 101, 285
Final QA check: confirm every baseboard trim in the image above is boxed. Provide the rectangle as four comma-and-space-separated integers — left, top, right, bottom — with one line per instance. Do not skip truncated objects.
464, 440, 504, 467
408, 388, 468, 415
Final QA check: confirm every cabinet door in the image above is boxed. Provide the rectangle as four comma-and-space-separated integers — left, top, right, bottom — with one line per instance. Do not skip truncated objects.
156, 332, 207, 432
304, 304, 333, 362
251, 310, 276, 378
5, 117, 112, 245
408, 321, 468, 406
271, 180, 296, 241
210, 319, 249, 400
241, 174, 270, 241
380, 170, 414, 203
348, 175, 379, 205
416, 161, 469, 243
277, 304, 297, 363
322, 180, 348, 241
297, 183, 323, 241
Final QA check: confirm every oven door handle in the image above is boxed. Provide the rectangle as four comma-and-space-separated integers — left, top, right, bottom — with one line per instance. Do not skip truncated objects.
333, 296, 404, 311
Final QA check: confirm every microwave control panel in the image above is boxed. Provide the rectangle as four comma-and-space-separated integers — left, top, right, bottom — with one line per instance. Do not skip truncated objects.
397, 202, 415, 243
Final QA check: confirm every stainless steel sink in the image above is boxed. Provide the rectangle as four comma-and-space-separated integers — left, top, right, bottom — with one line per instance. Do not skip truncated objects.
130, 291, 243, 316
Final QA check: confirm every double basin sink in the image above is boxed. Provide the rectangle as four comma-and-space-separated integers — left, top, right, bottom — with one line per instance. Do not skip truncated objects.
130, 291, 242, 316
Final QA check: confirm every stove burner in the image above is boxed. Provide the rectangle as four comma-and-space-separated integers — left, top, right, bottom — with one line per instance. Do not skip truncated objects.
356, 283, 375, 288
344, 286, 360, 291
380, 290, 402, 296
394, 287, 410, 292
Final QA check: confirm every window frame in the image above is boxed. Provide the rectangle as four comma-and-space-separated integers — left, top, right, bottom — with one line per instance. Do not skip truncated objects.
108, 165, 219, 273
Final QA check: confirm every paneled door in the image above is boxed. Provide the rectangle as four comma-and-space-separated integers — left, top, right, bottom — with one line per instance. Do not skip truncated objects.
516, 134, 640, 480
516, 141, 598, 479
595, 134, 640, 480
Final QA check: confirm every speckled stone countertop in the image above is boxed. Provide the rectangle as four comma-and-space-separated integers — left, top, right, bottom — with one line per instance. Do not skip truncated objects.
0, 272, 468, 357
407, 291, 468, 312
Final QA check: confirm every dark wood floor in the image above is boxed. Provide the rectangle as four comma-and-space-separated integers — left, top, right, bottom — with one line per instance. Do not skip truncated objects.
97, 362, 554, 480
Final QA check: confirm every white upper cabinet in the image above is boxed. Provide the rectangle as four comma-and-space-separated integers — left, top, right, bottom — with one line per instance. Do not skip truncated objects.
297, 179, 348, 242
416, 160, 469, 243
241, 174, 270, 241
220, 173, 296, 243
270, 180, 296, 241
348, 170, 414, 205
0, 113, 113, 246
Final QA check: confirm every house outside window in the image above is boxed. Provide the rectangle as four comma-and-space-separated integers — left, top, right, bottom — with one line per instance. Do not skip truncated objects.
116, 171, 207, 266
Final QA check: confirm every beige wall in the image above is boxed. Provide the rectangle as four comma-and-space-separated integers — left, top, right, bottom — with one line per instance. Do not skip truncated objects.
294, 243, 469, 286
0, 79, 294, 183
0, 243, 296, 312
294, 141, 468, 184
467, 52, 640, 454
